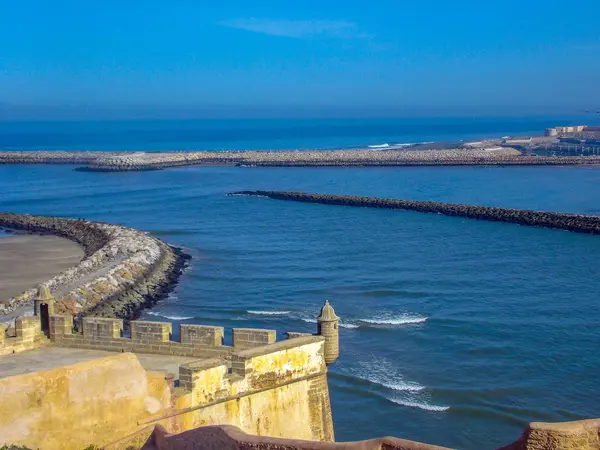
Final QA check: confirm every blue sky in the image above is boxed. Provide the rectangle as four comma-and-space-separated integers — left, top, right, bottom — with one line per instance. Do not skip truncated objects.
1, 0, 599, 118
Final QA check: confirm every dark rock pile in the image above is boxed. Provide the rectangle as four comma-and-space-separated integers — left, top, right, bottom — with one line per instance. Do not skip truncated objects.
231, 191, 600, 235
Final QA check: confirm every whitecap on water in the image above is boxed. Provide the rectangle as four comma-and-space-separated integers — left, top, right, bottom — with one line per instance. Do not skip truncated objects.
359, 313, 427, 326
343, 357, 425, 393
388, 398, 450, 412
146, 311, 193, 320
247, 310, 291, 316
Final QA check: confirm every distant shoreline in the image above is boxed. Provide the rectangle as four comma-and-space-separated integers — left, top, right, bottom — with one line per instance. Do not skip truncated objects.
1, 125, 599, 171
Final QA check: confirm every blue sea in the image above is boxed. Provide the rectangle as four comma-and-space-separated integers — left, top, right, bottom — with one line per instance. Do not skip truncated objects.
1, 117, 600, 449
1, 115, 599, 151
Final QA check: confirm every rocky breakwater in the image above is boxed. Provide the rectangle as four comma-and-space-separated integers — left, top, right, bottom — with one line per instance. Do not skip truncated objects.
238, 149, 600, 167
64, 148, 600, 170
0, 151, 123, 165
81, 151, 243, 171
4, 148, 600, 171
0, 213, 189, 319
231, 191, 600, 235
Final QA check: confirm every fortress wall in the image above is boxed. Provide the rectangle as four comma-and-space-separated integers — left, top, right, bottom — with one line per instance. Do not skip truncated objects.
0, 213, 188, 319
172, 335, 334, 442
233, 191, 600, 235
0, 353, 175, 450
0, 316, 47, 356
232, 327, 276, 349
49, 315, 234, 359
49, 315, 292, 359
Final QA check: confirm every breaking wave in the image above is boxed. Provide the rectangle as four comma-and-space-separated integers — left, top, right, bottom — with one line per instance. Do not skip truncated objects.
359, 313, 427, 326
350, 358, 426, 393
368, 143, 390, 148
247, 310, 291, 316
388, 398, 450, 412
301, 317, 318, 324
146, 311, 194, 321
299, 312, 427, 328
336, 357, 448, 412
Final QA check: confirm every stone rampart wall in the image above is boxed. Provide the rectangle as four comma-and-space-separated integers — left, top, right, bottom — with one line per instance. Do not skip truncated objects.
170, 335, 334, 442
48, 315, 286, 359
233, 191, 600, 235
1, 332, 335, 448
0, 213, 188, 319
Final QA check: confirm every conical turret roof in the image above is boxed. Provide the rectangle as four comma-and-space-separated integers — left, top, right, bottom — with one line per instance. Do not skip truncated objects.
317, 300, 338, 321
36, 285, 53, 301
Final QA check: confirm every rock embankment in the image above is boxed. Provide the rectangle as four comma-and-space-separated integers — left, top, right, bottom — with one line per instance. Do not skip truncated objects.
0, 213, 189, 319
4, 149, 600, 171
231, 191, 600, 235
0, 151, 120, 165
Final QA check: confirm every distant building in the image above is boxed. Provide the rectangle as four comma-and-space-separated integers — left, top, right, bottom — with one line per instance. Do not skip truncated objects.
549, 125, 587, 135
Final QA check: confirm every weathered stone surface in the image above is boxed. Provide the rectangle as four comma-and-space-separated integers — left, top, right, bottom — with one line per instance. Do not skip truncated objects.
0, 353, 173, 450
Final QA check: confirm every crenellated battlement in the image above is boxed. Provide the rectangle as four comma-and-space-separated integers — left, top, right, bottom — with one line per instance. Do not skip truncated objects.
0, 316, 48, 356
47, 315, 288, 360
0, 294, 339, 447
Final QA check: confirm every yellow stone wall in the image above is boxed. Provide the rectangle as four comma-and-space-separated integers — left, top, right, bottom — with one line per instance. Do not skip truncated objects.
174, 336, 334, 442
0, 353, 173, 450
0, 317, 47, 356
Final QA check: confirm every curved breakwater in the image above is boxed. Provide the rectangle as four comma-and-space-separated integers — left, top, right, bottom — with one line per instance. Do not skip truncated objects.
0, 213, 189, 320
231, 191, 600, 235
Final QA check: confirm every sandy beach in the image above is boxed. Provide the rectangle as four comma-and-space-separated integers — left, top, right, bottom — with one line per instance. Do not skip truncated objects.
0, 234, 84, 300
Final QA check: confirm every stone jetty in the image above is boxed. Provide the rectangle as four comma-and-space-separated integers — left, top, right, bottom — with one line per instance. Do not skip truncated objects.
0, 213, 189, 319
3, 149, 600, 171
231, 191, 600, 235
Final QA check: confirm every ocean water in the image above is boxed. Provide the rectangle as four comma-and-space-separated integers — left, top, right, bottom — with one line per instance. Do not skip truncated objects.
1, 115, 599, 151
1, 118, 600, 449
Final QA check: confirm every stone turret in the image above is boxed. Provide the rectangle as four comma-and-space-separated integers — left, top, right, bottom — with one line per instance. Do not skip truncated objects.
33, 285, 54, 335
316, 300, 339, 365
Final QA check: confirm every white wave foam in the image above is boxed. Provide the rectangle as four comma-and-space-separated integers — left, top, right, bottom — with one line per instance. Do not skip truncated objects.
368, 143, 390, 148
147, 311, 193, 320
166, 292, 178, 301
360, 314, 427, 326
247, 310, 290, 316
339, 322, 359, 329
228, 192, 268, 197
388, 398, 449, 412
350, 357, 425, 393
301, 317, 317, 324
